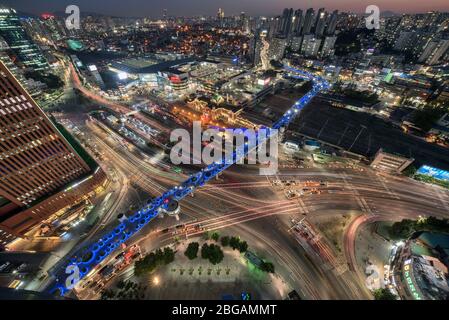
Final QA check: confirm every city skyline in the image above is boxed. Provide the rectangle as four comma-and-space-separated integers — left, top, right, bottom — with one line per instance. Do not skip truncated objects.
1, 0, 449, 18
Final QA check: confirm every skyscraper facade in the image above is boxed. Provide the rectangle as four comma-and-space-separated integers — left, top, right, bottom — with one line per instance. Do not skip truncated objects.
303, 8, 315, 35
0, 61, 106, 241
292, 9, 303, 35
326, 10, 339, 35
217, 8, 225, 27
0, 7, 49, 72
279, 8, 294, 37
301, 34, 321, 57
314, 8, 327, 37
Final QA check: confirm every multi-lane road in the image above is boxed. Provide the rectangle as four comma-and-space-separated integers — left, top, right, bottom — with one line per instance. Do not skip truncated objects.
69, 116, 449, 300
48, 63, 449, 300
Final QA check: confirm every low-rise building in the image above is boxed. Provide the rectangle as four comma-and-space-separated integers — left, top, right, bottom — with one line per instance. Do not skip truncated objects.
370, 148, 414, 173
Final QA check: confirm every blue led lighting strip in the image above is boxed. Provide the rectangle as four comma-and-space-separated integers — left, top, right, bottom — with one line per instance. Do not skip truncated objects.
48, 65, 329, 296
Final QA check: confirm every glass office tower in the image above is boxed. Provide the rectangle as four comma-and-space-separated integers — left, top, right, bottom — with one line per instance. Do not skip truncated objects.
0, 7, 49, 71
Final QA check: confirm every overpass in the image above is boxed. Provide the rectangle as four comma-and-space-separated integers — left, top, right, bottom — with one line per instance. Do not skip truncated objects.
47, 65, 330, 296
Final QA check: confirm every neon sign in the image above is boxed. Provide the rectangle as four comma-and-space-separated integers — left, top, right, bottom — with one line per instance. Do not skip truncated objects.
403, 262, 422, 300
417, 165, 449, 182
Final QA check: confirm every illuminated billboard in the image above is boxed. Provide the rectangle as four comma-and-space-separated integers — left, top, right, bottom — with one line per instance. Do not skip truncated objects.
416, 165, 449, 182
257, 78, 271, 86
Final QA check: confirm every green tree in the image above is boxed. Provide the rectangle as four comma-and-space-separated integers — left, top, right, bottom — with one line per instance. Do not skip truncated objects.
201, 243, 210, 259
373, 288, 397, 300
203, 231, 211, 240
116, 280, 125, 290
211, 232, 220, 242
412, 103, 447, 132
163, 247, 175, 264
260, 261, 275, 273
221, 236, 230, 247
25, 71, 64, 89
402, 165, 417, 177
201, 243, 224, 265
229, 237, 240, 250
134, 246, 175, 276
238, 241, 248, 253
100, 289, 115, 300
207, 244, 224, 265
184, 242, 199, 260
390, 219, 415, 239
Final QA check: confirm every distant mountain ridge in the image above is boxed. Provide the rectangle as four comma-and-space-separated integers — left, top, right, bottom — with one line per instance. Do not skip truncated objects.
381, 10, 398, 17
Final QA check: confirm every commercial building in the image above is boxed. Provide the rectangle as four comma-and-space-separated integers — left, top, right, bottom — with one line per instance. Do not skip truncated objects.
0, 61, 106, 242
0, 7, 49, 71
420, 39, 449, 65
87, 64, 106, 89
370, 148, 414, 173
109, 56, 195, 91
391, 232, 449, 300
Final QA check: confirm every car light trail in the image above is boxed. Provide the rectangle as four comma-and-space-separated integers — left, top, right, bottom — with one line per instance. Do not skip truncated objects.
48, 65, 329, 296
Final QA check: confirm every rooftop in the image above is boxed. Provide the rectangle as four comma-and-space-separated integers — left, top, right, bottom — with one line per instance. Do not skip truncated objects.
111, 57, 196, 75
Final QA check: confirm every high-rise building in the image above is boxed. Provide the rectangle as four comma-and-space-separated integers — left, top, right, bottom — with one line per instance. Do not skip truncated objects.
249, 30, 264, 66
21, 17, 46, 42
301, 34, 322, 57
279, 8, 294, 37
0, 7, 49, 72
268, 36, 288, 61
21, 15, 67, 50
240, 12, 249, 33
336, 12, 362, 32
290, 36, 303, 52
217, 8, 225, 27
320, 36, 337, 57
268, 16, 281, 38
326, 10, 338, 35
0, 50, 45, 97
0, 61, 106, 241
302, 8, 315, 35
292, 9, 303, 35
315, 8, 327, 37
41, 14, 67, 43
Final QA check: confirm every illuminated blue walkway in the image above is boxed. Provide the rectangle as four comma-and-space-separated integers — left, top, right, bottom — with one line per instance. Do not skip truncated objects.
48, 65, 329, 296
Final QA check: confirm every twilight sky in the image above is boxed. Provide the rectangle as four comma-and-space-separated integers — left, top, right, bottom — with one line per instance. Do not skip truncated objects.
2, 0, 449, 17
